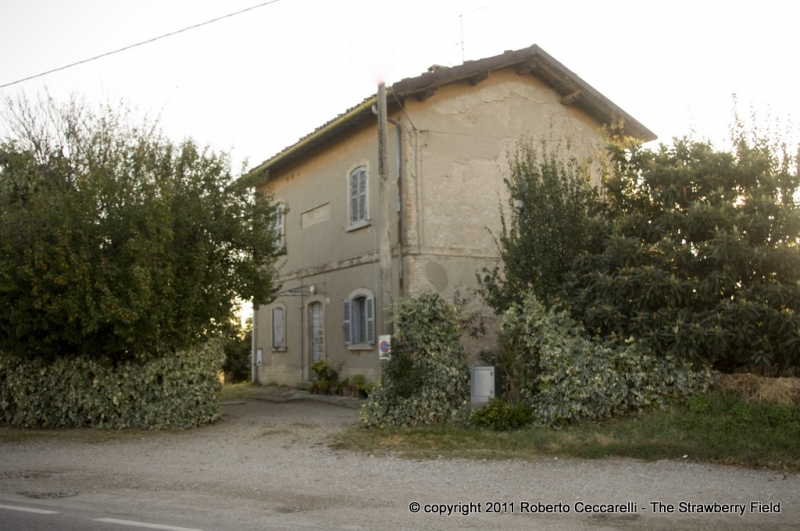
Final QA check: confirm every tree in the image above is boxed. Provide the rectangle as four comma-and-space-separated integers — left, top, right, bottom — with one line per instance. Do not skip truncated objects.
0, 94, 283, 362
478, 141, 598, 313
221, 313, 253, 383
565, 132, 800, 372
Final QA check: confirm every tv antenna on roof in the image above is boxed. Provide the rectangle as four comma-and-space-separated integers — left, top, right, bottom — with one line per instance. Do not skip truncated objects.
457, 6, 488, 63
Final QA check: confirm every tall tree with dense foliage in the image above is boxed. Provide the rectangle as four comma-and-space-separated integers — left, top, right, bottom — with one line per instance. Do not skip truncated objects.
478, 142, 598, 313
0, 94, 283, 362
565, 132, 800, 372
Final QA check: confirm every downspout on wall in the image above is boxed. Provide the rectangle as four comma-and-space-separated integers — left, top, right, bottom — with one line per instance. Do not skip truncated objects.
251, 306, 257, 382
387, 117, 405, 297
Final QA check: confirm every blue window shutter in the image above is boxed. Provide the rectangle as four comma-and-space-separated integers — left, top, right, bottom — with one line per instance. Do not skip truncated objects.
358, 168, 367, 221
349, 172, 359, 224
366, 295, 375, 344
342, 299, 352, 345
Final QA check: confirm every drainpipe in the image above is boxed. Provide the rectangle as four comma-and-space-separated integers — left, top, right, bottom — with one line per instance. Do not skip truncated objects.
251, 305, 257, 383
300, 277, 305, 382
387, 117, 405, 297
373, 104, 406, 299
376, 84, 393, 335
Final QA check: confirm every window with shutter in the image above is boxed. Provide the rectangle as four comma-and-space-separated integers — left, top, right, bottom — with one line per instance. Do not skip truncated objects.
345, 295, 376, 346
349, 172, 359, 224
274, 203, 285, 248
272, 307, 285, 349
357, 169, 367, 221
349, 167, 367, 225
365, 295, 375, 344
342, 299, 352, 345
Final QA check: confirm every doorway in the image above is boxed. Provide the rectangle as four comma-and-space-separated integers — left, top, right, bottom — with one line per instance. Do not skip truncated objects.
309, 302, 324, 364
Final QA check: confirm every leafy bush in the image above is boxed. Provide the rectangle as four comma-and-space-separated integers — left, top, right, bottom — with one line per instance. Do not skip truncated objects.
0, 340, 224, 429
360, 293, 470, 428
500, 293, 713, 428
351, 374, 367, 391
311, 360, 339, 385
471, 398, 533, 431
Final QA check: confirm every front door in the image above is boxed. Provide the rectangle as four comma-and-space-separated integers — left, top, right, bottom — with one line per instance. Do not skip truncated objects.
309, 302, 324, 364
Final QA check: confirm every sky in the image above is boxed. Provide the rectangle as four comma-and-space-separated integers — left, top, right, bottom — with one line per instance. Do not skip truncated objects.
2, 0, 799, 177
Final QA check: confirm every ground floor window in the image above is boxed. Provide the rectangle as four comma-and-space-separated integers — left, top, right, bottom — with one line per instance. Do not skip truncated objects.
272, 306, 285, 349
343, 295, 374, 345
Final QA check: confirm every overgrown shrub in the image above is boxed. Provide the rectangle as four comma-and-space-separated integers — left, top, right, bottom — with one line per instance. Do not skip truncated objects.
360, 293, 470, 428
501, 293, 713, 428
471, 398, 532, 431
565, 133, 800, 372
0, 340, 224, 429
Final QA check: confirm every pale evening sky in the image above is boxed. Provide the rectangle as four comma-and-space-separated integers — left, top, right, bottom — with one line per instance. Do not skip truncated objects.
1, 0, 798, 176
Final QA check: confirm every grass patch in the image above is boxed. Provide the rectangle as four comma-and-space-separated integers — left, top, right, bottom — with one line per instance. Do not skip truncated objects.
220, 382, 268, 401
0, 425, 161, 444
333, 392, 800, 470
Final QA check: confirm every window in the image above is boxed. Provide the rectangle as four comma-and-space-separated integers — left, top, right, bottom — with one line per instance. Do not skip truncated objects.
274, 203, 285, 248
342, 295, 375, 345
349, 166, 368, 225
272, 306, 285, 349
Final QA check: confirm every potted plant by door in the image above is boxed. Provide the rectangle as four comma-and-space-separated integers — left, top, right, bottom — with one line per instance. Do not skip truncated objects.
311, 360, 340, 394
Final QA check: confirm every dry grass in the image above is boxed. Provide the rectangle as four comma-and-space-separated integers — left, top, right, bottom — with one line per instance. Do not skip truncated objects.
715, 374, 800, 405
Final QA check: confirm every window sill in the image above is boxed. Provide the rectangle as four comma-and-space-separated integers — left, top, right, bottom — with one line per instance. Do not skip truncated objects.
347, 344, 375, 351
272, 347, 287, 353
346, 220, 372, 232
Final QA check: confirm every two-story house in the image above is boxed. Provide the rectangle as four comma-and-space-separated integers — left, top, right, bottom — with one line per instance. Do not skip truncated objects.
242, 44, 655, 386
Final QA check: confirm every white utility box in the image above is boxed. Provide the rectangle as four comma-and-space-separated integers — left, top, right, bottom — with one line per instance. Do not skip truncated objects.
470, 366, 498, 403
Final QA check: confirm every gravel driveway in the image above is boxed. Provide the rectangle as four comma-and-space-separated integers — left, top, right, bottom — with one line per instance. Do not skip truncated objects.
0, 395, 798, 530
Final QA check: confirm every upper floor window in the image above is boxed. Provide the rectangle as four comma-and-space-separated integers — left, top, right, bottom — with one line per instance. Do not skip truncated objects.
349, 166, 368, 225
274, 203, 285, 248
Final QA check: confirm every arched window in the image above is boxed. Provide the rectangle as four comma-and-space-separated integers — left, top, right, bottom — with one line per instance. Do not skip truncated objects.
342, 294, 375, 345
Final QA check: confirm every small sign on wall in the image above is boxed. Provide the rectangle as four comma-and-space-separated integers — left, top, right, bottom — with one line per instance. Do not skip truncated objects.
378, 335, 391, 361
256, 348, 263, 367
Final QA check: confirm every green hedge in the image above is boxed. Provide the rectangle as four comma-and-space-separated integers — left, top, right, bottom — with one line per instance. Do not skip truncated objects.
500, 293, 714, 428
0, 340, 224, 429
471, 398, 533, 431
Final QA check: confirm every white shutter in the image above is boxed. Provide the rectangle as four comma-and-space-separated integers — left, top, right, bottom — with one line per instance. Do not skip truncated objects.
272, 307, 284, 348
342, 299, 352, 345
358, 168, 367, 221
365, 295, 375, 344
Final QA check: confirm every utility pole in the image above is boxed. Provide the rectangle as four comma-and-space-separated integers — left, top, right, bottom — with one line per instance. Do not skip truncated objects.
377, 83, 393, 335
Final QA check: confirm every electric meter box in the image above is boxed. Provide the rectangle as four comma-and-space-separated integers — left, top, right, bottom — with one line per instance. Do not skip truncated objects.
470, 366, 499, 403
